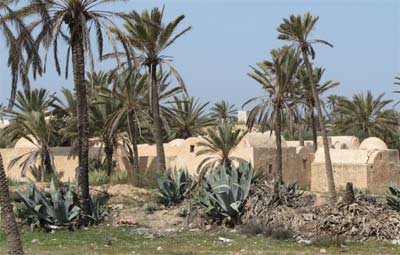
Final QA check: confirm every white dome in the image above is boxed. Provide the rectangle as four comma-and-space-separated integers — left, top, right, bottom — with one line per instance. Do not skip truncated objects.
359, 137, 388, 150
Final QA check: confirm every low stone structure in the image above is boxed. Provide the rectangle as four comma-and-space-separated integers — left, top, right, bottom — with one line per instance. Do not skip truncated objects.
1, 131, 399, 195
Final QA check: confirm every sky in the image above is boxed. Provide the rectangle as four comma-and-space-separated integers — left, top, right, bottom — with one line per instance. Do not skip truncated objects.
0, 0, 399, 108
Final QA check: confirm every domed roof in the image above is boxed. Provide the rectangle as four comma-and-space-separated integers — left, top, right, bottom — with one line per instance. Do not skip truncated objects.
359, 137, 388, 150
242, 131, 287, 148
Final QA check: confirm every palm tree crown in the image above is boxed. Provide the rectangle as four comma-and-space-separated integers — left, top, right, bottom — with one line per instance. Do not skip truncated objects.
334, 91, 398, 141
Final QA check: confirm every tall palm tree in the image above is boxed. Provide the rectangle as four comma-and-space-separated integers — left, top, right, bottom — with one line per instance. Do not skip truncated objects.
244, 46, 301, 185
0, 0, 42, 108
334, 91, 398, 141
297, 67, 339, 152
167, 96, 214, 139
119, 7, 191, 171
101, 71, 149, 184
18, 0, 126, 217
3, 89, 57, 181
0, 153, 24, 255
210, 101, 237, 124
278, 12, 337, 199
196, 123, 247, 178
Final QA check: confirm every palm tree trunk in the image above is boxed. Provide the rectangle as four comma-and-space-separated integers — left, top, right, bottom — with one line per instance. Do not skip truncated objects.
273, 108, 283, 201
43, 148, 53, 178
310, 108, 318, 152
71, 32, 91, 218
298, 124, 305, 146
302, 51, 336, 199
127, 110, 140, 185
274, 109, 283, 184
104, 140, 114, 177
0, 153, 24, 255
149, 63, 167, 171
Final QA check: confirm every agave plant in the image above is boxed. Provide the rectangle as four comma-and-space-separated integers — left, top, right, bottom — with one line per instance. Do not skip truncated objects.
155, 169, 191, 206
15, 179, 108, 229
387, 185, 400, 211
15, 179, 80, 229
195, 163, 256, 224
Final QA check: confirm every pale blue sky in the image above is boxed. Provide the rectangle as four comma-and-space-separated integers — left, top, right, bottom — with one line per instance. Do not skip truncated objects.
0, 0, 399, 107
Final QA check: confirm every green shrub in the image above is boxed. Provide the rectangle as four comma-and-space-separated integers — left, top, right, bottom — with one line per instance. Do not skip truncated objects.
110, 171, 128, 185
15, 179, 108, 230
29, 165, 64, 183
387, 185, 400, 211
154, 169, 191, 206
195, 163, 256, 224
144, 202, 158, 215
89, 170, 109, 186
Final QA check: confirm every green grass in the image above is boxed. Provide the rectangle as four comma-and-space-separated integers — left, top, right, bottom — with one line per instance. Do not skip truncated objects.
1, 227, 400, 255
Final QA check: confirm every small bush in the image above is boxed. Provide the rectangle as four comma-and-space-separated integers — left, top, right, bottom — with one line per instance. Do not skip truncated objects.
89, 170, 109, 186
239, 222, 293, 240
239, 222, 270, 236
154, 169, 191, 206
110, 171, 128, 185
313, 234, 346, 247
144, 202, 158, 215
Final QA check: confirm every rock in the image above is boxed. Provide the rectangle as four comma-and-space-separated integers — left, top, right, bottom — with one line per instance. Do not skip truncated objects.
157, 246, 163, 251
218, 237, 233, 244
319, 248, 327, 253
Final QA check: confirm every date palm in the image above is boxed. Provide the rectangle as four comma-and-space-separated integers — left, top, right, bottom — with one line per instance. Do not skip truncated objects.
3, 89, 57, 181
18, 0, 127, 217
334, 91, 398, 141
119, 7, 191, 171
278, 12, 337, 199
244, 46, 301, 186
210, 101, 237, 124
297, 66, 339, 152
101, 71, 149, 184
167, 96, 214, 139
0, 153, 24, 255
0, 0, 42, 108
87, 72, 119, 177
196, 123, 247, 179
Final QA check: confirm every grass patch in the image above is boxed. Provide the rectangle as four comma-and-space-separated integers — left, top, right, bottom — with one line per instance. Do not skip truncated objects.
1, 226, 400, 254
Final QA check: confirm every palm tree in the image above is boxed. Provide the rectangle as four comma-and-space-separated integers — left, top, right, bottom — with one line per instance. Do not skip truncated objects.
0, 153, 24, 255
101, 71, 149, 184
244, 46, 301, 185
297, 67, 339, 152
196, 123, 247, 178
167, 96, 214, 139
87, 72, 119, 177
0, 1, 42, 108
3, 89, 57, 181
119, 7, 191, 171
18, 0, 127, 217
278, 12, 337, 199
334, 91, 398, 141
210, 101, 237, 124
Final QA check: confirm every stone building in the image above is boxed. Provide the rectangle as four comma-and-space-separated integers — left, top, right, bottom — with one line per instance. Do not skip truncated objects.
1, 132, 399, 195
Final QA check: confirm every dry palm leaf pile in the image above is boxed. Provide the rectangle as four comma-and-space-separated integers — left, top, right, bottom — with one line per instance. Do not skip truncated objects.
242, 181, 400, 241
